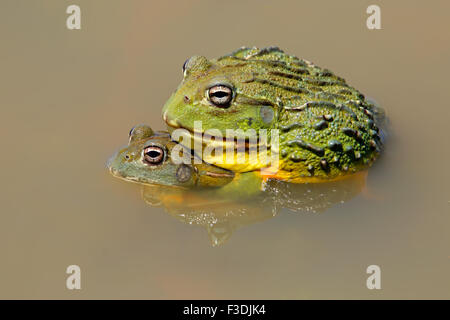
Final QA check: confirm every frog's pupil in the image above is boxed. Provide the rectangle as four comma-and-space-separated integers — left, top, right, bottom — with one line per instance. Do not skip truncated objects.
147, 150, 160, 158
212, 91, 227, 98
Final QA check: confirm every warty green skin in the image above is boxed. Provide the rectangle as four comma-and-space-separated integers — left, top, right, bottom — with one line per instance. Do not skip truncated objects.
162, 47, 386, 181
107, 125, 235, 188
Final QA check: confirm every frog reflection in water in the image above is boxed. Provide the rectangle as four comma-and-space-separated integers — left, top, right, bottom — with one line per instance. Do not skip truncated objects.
107, 125, 367, 246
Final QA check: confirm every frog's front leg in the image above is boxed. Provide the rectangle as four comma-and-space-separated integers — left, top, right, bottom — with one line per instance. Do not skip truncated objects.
214, 171, 264, 200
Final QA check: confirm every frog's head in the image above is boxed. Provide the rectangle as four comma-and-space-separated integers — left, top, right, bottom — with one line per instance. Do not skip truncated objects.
107, 125, 199, 188
161, 51, 278, 140
107, 125, 234, 188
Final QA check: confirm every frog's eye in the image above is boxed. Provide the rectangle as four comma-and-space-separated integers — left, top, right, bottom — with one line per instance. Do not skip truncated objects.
143, 146, 165, 165
207, 85, 233, 108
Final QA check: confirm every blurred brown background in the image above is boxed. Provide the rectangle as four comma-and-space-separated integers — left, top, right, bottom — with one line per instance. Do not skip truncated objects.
0, 0, 449, 299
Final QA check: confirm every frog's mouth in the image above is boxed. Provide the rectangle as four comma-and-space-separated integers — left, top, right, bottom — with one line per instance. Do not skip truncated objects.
163, 112, 267, 151
107, 156, 190, 189
106, 154, 148, 184
163, 112, 274, 172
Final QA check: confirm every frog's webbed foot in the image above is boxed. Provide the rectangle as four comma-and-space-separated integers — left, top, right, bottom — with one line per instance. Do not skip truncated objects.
206, 221, 236, 247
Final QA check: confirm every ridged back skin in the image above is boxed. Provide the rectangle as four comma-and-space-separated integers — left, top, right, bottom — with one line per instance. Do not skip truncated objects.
213, 47, 384, 181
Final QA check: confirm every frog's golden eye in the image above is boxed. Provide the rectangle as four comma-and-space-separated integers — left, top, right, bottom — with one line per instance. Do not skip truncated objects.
143, 146, 165, 165
207, 85, 233, 107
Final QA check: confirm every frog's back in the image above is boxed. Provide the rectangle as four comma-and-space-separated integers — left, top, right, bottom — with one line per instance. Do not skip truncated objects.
215, 47, 385, 182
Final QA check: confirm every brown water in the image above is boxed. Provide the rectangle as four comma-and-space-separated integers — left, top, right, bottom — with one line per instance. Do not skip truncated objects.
1, 0, 449, 299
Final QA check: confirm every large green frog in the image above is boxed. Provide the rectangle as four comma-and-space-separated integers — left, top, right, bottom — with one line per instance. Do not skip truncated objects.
162, 47, 385, 183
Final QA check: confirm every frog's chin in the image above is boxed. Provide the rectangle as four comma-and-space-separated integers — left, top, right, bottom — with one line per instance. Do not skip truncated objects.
164, 118, 267, 150
108, 170, 188, 189
164, 121, 273, 172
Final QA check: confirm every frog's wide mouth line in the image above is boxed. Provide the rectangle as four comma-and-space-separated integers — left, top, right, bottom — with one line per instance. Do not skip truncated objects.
164, 117, 269, 151
108, 166, 188, 189
164, 121, 278, 172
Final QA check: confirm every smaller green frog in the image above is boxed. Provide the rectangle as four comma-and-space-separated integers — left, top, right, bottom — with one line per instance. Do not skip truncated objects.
107, 124, 236, 188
